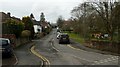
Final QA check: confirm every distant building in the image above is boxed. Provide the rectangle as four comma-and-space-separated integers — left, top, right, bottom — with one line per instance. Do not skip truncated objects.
62, 20, 73, 31
40, 21, 49, 29
41, 21, 52, 28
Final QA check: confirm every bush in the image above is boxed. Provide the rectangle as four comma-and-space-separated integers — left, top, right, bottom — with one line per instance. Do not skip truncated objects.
21, 30, 31, 37
6, 19, 24, 38
22, 16, 34, 39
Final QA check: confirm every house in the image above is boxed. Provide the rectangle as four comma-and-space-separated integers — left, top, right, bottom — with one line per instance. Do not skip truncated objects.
40, 21, 49, 29
62, 20, 73, 31
30, 13, 42, 34
30, 13, 52, 36
0, 12, 10, 23
32, 20, 42, 33
40, 21, 52, 34
0, 12, 21, 34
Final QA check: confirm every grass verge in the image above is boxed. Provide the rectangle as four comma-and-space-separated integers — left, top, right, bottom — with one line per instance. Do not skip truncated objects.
65, 32, 85, 44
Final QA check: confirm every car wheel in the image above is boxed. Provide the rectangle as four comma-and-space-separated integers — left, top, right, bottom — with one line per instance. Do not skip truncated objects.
59, 42, 61, 44
8, 50, 14, 58
68, 41, 70, 44
59, 41, 61, 44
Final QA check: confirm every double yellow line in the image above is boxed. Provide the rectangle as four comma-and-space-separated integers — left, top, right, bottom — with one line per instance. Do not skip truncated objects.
30, 45, 50, 66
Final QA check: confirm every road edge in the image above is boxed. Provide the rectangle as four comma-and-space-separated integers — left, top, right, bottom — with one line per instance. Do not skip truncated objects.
69, 39, 120, 56
30, 44, 44, 67
13, 53, 18, 65
30, 45, 50, 67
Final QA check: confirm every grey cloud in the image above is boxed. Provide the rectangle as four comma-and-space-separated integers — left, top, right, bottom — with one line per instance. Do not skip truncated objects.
0, 0, 84, 23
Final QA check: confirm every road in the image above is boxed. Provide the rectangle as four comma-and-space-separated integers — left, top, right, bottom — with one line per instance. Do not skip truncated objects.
14, 42, 42, 66
32, 29, 119, 66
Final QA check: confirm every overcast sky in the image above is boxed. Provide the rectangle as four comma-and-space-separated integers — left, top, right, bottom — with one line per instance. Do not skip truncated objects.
0, 0, 87, 23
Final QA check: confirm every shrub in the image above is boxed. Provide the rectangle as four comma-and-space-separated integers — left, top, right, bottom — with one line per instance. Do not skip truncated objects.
21, 30, 31, 37
6, 19, 24, 38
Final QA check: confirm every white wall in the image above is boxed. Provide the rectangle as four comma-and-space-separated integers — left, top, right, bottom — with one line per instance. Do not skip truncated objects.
33, 25, 42, 33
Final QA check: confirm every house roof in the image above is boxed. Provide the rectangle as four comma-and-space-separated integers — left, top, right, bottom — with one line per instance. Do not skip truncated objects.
0, 12, 21, 23
40, 21, 49, 27
32, 20, 40, 25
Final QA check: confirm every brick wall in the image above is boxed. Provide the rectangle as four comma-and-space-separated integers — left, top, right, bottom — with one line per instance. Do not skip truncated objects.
1, 34, 30, 48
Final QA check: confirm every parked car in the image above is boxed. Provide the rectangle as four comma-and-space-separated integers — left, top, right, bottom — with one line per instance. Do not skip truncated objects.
58, 33, 70, 44
0, 38, 13, 58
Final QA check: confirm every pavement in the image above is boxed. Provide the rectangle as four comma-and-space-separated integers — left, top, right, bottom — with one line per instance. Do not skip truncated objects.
1, 48, 18, 66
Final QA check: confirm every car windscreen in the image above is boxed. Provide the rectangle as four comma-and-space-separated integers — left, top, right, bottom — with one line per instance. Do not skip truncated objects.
0, 40, 9, 46
61, 35, 69, 38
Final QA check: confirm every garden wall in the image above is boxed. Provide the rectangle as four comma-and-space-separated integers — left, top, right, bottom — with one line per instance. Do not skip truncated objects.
1, 34, 30, 48
85, 40, 120, 54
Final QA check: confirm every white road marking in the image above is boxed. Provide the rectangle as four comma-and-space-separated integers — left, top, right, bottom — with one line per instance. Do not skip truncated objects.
67, 44, 81, 50
72, 55, 92, 63
94, 61, 100, 64
107, 58, 112, 61
51, 43, 60, 52
104, 59, 109, 63
92, 56, 119, 65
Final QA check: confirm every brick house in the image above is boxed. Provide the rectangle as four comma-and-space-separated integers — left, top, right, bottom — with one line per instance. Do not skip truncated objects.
0, 12, 21, 23
0, 12, 21, 34
0, 12, 10, 23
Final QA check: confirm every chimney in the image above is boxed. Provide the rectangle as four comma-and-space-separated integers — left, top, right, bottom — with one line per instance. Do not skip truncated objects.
7, 12, 11, 17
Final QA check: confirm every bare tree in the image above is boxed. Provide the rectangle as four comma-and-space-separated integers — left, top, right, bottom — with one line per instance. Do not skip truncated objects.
91, 1, 119, 41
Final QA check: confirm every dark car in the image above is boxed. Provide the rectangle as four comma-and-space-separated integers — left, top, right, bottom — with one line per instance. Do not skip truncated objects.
59, 33, 70, 44
0, 38, 13, 58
